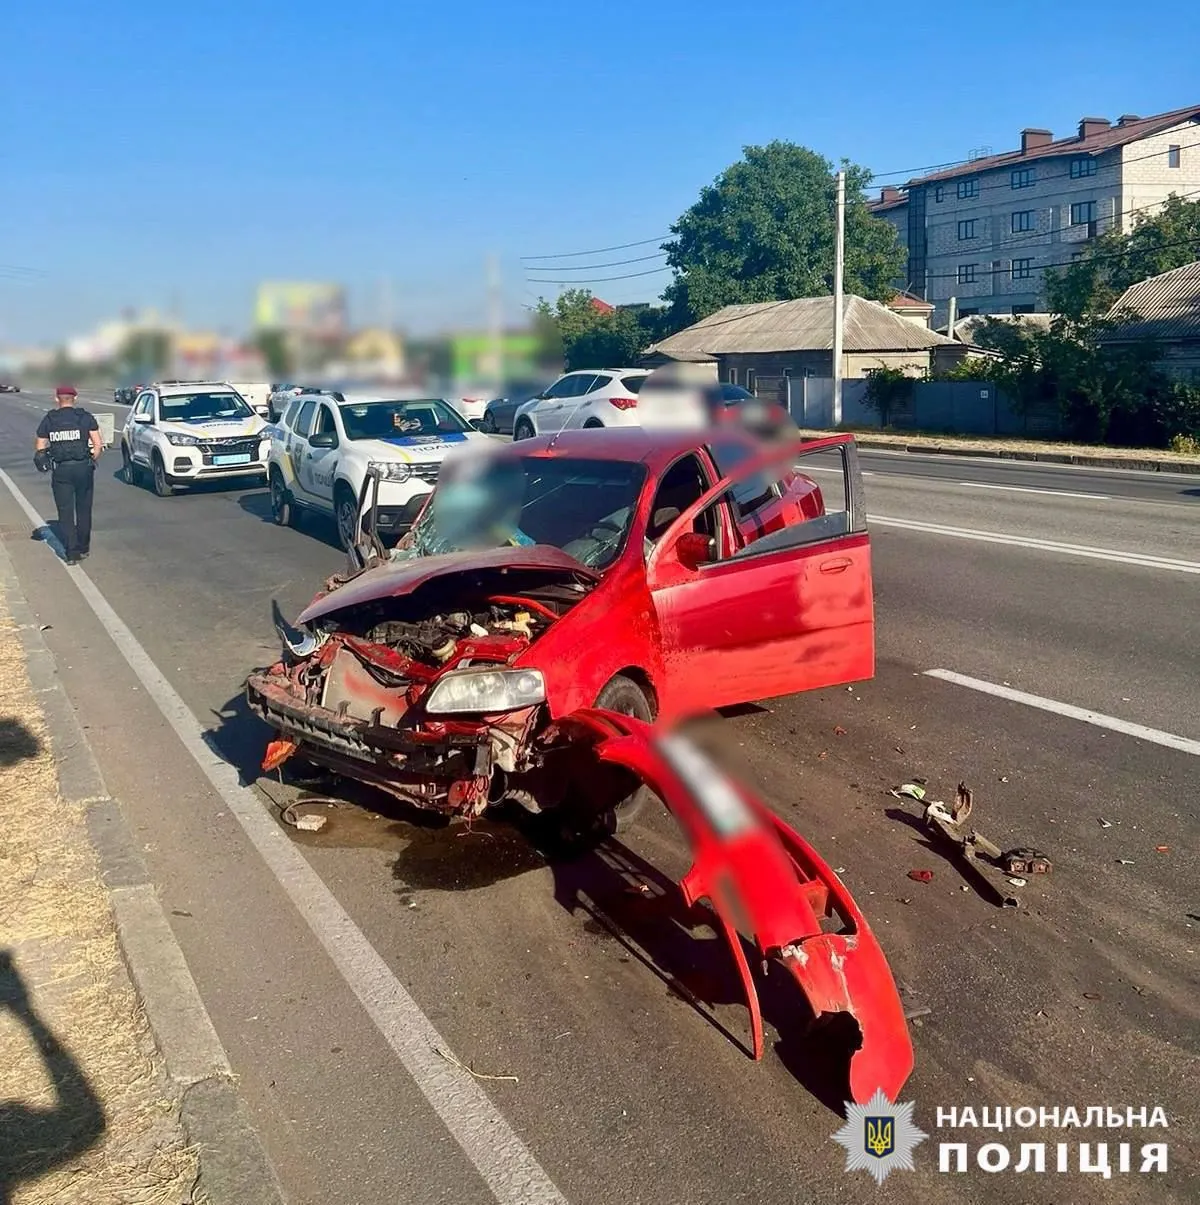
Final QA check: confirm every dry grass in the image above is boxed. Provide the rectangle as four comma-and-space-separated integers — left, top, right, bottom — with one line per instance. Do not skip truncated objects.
0, 601, 200, 1205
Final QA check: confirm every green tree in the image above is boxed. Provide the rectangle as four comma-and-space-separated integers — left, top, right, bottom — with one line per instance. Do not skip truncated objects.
1047, 193, 1200, 319
533, 290, 674, 370
660, 141, 906, 322
116, 330, 172, 381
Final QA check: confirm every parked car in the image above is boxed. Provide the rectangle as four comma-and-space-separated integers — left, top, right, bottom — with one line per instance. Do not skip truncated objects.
511, 369, 650, 439
0, 381, 21, 393
246, 428, 871, 824
479, 383, 549, 435
268, 383, 304, 421
265, 393, 490, 549
120, 382, 270, 496
226, 381, 272, 418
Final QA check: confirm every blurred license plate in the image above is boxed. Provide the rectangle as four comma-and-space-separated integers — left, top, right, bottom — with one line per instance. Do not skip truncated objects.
214, 454, 252, 465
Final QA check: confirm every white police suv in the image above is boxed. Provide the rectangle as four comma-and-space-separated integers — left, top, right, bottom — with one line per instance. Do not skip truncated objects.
266, 393, 490, 549
120, 381, 271, 497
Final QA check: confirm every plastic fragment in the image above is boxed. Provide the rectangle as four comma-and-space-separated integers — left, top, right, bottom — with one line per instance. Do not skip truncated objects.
1116, 858, 1135, 865
907, 869, 933, 883
1099, 818, 1113, 828
1007, 877, 1027, 887
892, 783, 926, 801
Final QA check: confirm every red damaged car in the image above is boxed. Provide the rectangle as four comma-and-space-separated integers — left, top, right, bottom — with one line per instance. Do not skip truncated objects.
246, 428, 874, 820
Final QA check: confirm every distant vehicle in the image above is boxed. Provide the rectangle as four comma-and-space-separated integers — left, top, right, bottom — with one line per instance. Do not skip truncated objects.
719, 384, 756, 405
0, 381, 20, 393
511, 369, 651, 440
119, 381, 270, 497
479, 382, 549, 434
452, 396, 490, 424
268, 383, 304, 421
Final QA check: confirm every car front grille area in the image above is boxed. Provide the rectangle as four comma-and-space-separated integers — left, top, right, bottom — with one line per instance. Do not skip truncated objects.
198, 437, 262, 466
408, 463, 440, 483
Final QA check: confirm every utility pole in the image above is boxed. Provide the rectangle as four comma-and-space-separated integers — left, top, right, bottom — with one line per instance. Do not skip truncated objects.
831, 169, 846, 427
485, 252, 503, 395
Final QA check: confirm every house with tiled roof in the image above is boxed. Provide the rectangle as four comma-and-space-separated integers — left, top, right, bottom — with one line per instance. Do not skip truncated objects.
1102, 260, 1200, 383
867, 105, 1200, 327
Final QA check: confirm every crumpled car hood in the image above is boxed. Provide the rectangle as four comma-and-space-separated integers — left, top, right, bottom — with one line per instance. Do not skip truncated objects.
298, 543, 601, 626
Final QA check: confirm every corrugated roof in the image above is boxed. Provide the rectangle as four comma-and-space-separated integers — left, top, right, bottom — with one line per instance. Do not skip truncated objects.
1105, 260, 1200, 340
907, 105, 1200, 187
644, 296, 961, 356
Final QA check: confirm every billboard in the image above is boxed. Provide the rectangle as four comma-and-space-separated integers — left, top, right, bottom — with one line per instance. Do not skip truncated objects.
255, 282, 347, 337
450, 332, 543, 382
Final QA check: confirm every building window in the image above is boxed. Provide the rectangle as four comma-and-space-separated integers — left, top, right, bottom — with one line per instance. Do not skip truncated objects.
1011, 210, 1034, 233
1011, 167, 1035, 189
957, 219, 977, 240
1168, 144, 1181, 168
1070, 200, 1097, 226
957, 264, 977, 285
957, 178, 980, 199
934, 185, 945, 202
1011, 257, 1033, 280
726, 367, 738, 386
744, 369, 756, 395
1070, 156, 1096, 178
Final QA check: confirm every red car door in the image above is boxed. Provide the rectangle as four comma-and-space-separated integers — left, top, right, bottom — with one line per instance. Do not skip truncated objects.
647, 435, 874, 719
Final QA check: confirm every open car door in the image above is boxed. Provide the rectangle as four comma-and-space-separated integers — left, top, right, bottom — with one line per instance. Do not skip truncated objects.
647, 434, 873, 718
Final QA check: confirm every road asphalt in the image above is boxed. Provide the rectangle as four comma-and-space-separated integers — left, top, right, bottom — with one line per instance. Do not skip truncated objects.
1, 390, 1196, 1204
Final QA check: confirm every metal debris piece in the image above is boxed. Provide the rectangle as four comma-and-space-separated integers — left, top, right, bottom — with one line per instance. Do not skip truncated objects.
1116, 859, 1135, 865
1099, 818, 1113, 828
892, 783, 926, 802
1007, 877, 1027, 888
1002, 848, 1051, 876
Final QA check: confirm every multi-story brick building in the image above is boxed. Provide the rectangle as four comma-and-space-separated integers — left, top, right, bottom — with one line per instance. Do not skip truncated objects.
870, 105, 1200, 327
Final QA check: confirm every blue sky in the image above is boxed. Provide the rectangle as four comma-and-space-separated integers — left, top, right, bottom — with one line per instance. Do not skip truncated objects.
2, 0, 1198, 344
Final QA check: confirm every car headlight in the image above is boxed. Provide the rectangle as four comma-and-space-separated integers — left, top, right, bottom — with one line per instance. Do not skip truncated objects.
368, 460, 411, 482
165, 432, 201, 446
424, 667, 546, 715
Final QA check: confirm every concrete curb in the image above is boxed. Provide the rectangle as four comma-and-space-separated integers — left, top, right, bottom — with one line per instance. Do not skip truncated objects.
837, 435, 1200, 474
0, 536, 286, 1205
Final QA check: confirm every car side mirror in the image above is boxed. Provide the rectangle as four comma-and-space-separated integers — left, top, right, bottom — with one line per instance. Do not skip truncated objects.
469, 418, 486, 431
133, 412, 152, 424
308, 431, 338, 449
674, 530, 715, 571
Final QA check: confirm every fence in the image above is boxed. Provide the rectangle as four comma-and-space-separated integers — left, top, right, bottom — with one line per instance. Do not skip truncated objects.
786, 377, 1061, 437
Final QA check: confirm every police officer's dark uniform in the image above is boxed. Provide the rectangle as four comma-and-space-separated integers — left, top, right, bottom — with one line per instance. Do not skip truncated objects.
35, 386, 99, 565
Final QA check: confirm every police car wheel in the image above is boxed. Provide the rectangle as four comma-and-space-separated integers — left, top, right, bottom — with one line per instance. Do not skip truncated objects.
335, 486, 358, 551
269, 470, 294, 527
120, 445, 141, 486
151, 454, 175, 497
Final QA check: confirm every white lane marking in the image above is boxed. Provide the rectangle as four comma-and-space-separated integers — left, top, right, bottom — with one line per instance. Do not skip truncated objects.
924, 669, 1200, 756
858, 447, 1200, 480
800, 465, 875, 476
869, 514, 1200, 574
956, 481, 1109, 500
0, 467, 568, 1205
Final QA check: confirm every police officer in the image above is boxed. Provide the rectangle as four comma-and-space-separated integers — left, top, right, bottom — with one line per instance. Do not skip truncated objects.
34, 385, 102, 566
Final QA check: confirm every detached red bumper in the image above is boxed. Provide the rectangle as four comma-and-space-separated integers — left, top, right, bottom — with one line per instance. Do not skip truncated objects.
558, 709, 914, 1105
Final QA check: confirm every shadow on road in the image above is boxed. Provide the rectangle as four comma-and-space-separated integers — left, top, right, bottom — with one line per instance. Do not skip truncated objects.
0, 718, 42, 768
236, 495, 342, 551
0, 951, 106, 1205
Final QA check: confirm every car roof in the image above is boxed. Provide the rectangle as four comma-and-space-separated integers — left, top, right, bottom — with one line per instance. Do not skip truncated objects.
560, 367, 648, 376
505, 425, 754, 472
154, 380, 242, 395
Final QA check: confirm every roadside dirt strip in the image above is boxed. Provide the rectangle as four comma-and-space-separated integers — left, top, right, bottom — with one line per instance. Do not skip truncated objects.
0, 536, 283, 1205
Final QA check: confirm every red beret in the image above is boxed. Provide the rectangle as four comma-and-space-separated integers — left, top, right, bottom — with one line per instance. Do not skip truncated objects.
55, 384, 78, 397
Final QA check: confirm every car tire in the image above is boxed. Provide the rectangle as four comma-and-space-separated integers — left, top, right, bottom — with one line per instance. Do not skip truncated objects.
269, 468, 295, 527
480, 411, 498, 434
592, 675, 657, 832
513, 418, 534, 441
334, 483, 359, 551
582, 418, 603, 429
151, 453, 175, 497
120, 443, 141, 486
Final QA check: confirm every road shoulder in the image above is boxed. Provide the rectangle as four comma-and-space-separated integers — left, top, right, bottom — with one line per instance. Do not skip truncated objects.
0, 533, 284, 1205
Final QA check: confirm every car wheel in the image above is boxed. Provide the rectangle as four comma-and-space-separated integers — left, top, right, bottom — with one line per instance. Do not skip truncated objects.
120, 444, 141, 486
592, 675, 657, 832
480, 411, 498, 434
513, 418, 534, 441
582, 418, 603, 429
151, 454, 175, 497
269, 469, 294, 527
334, 484, 359, 551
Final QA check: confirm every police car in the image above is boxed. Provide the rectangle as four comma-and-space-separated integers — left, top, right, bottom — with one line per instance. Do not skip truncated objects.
266, 393, 490, 549
120, 381, 271, 497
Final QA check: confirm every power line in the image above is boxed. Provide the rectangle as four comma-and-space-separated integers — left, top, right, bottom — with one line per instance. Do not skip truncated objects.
524, 266, 672, 285
924, 231, 1200, 283
520, 236, 669, 262
523, 251, 667, 272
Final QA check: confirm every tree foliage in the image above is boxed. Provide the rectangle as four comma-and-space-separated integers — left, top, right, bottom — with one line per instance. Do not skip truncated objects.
116, 331, 172, 380
534, 290, 673, 370
661, 141, 906, 322
254, 329, 292, 378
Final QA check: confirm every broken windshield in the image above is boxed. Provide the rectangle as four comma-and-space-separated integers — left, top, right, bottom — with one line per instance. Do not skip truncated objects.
396, 452, 646, 570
